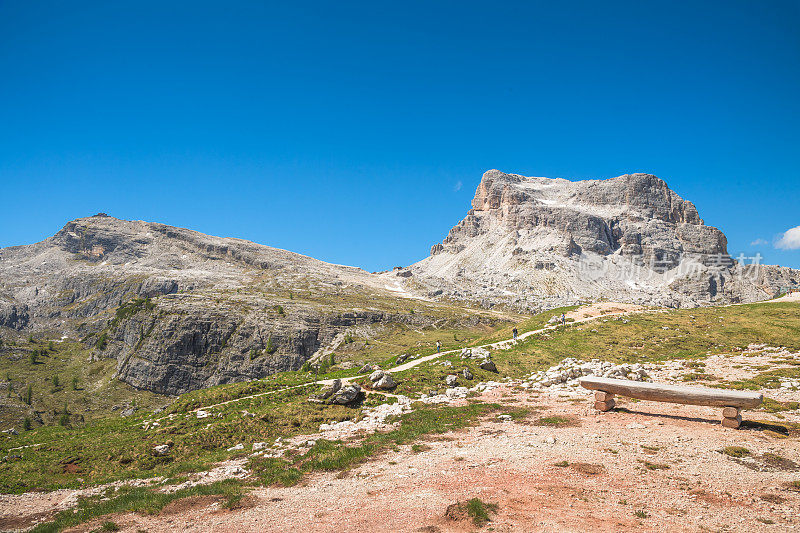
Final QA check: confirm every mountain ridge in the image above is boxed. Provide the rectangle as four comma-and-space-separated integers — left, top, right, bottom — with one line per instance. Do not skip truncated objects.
1, 171, 798, 395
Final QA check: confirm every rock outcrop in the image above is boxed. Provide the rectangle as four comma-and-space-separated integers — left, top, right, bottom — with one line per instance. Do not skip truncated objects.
412, 170, 799, 309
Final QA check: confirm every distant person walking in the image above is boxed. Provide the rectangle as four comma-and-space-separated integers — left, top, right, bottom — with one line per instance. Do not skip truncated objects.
512, 327, 518, 341
561, 313, 566, 326
436, 340, 441, 353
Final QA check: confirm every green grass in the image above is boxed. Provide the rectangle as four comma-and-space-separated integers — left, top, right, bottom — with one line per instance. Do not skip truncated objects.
491, 303, 800, 377
535, 415, 572, 426
31, 479, 243, 533
0, 383, 360, 493
249, 402, 499, 486
0, 340, 164, 428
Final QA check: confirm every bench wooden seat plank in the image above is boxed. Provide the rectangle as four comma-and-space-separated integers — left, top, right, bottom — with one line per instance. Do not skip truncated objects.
579, 376, 763, 409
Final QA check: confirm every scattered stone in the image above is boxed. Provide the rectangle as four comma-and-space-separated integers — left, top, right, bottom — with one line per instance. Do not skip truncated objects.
227, 443, 244, 452
446, 374, 458, 386
121, 407, 135, 417
196, 410, 209, 419
153, 444, 170, 455
358, 363, 374, 374
445, 387, 469, 399
462, 368, 473, 380
252, 442, 266, 451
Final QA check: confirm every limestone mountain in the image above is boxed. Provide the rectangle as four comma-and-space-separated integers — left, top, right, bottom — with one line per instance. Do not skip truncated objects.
410, 170, 798, 309
0, 215, 496, 395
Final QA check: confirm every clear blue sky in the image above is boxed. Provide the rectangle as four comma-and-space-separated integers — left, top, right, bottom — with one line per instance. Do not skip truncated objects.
1, 0, 798, 271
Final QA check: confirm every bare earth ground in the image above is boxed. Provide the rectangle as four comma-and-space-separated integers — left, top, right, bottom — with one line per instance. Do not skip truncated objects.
4, 299, 800, 532
63, 374, 800, 532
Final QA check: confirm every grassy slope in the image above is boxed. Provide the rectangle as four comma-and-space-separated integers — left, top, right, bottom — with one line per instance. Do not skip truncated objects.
1, 300, 798, 531
0, 339, 164, 428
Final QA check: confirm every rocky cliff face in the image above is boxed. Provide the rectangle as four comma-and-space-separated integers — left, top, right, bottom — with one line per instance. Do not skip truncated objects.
0, 215, 479, 395
413, 170, 798, 309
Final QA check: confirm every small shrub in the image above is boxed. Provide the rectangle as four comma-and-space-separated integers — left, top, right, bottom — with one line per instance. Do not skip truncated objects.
23, 417, 32, 431
28, 334, 34, 344
72, 376, 79, 390
721, 446, 750, 458
446, 498, 498, 526
634, 510, 649, 519
96, 332, 108, 350
554, 460, 569, 467
23, 384, 32, 405
29, 351, 37, 365
52, 375, 60, 389
265, 336, 277, 355
100, 521, 120, 531
275, 305, 285, 316
640, 461, 669, 470
535, 415, 572, 426
48, 341, 55, 352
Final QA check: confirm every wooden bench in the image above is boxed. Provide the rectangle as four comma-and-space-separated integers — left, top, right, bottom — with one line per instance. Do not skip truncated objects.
579, 376, 763, 429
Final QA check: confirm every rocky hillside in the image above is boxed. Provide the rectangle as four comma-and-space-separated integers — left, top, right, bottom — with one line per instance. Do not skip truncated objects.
409, 170, 798, 309
0, 215, 500, 396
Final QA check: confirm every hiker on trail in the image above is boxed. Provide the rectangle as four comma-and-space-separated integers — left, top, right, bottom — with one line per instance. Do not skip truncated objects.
436, 340, 441, 353
561, 313, 566, 325
512, 327, 518, 341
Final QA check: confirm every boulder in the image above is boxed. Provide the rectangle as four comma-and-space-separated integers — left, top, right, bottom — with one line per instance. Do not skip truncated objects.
369, 370, 385, 383
445, 374, 458, 386
462, 368, 473, 380
373, 373, 397, 390
315, 379, 342, 400
330, 384, 361, 405
479, 358, 498, 373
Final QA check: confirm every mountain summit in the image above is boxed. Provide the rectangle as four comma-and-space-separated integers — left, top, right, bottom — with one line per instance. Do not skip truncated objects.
411, 170, 797, 308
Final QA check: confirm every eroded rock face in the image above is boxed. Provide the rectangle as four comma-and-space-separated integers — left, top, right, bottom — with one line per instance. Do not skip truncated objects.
413, 170, 799, 309
0, 303, 29, 330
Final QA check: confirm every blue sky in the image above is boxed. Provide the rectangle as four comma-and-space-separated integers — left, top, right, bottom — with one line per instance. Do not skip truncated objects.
1, 0, 798, 271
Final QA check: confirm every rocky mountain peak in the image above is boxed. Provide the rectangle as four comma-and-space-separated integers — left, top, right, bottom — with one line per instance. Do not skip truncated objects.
414, 169, 797, 309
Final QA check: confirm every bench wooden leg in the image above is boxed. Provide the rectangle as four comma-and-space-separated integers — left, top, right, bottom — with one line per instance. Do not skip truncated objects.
594, 391, 615, 411
721, 407, 742, 429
